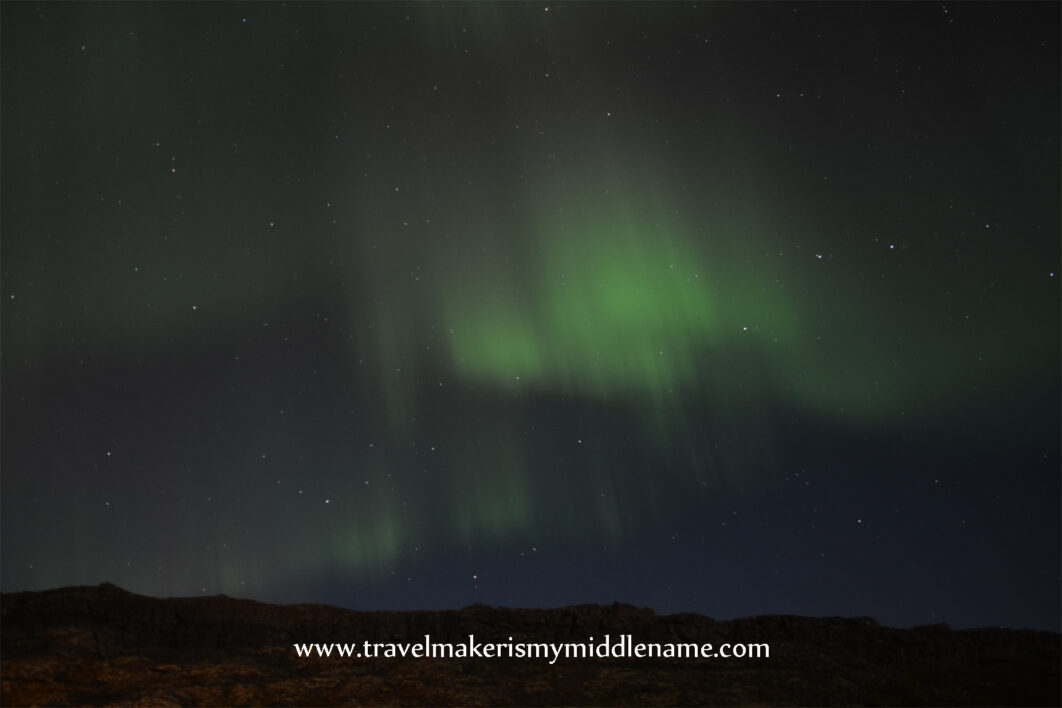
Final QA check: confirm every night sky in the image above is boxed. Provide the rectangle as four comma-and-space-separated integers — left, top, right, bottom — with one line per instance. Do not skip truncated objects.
3, 2, 1059, 631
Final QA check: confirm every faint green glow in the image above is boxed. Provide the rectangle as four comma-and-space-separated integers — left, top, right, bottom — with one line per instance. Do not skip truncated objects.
339, 509, 402, 575
440, 185, 795, 413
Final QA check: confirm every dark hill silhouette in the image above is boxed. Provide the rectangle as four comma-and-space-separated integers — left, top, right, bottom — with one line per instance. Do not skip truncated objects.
2, 583, 1058, 705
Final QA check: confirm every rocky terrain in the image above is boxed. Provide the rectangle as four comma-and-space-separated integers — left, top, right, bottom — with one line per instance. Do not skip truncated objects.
2, 583, 1059, 706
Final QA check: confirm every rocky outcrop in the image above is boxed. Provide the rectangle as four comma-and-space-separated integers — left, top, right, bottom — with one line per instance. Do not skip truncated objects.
2, 583, 1059, 705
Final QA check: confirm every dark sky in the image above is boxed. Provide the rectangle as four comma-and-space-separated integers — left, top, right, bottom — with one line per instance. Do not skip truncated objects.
2, 2, 1059, 631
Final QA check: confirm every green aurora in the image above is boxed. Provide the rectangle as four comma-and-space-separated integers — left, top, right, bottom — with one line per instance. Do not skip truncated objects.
3, 2, 1056, 602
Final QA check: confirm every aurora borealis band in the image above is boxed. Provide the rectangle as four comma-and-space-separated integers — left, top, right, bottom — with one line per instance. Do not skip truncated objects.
2, 2, 1059, 630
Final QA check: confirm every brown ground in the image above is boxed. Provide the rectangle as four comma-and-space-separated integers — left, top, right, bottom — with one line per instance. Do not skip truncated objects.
2, 584, 1058, 706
